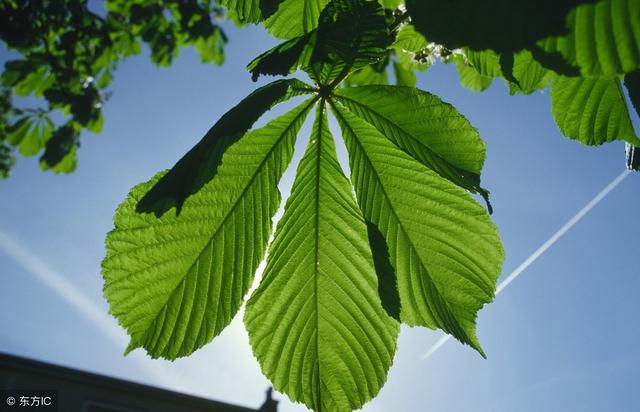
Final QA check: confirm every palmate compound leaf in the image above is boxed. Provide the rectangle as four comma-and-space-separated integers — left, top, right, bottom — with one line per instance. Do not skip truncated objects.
333, 85, 492, 212
244, 104, 399, 412
102, 99, 316, 359
551, 75, 640, 145
136, 78, 313, 216
331, 103, 504, 354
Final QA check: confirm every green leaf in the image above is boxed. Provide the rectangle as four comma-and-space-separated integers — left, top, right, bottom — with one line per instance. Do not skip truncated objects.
40, 123, 79, 173
453, 55, 494, 92
452, 49, 502, 92
392, 24, 428, 53
19, 116, 54, 156
0, 144, 15, 179
137, 79, 313, 216
86, 112, 104, 134
218, 0, 282, 24
247, 32, 315, 81
334, 85, 492, 210
345, 65, 389, 86
316, 0, 390, 71
406, 0, 596, 53
40, 148, 77, 174
249, 0, 390, 84
245, 104, 398, 411
193, 29, 226, 65
265, 0, 330, 39
551, 75, 640, 145
103, 99, 315, 359
331, 104, 504, 355
539, 0, 640, 77
308, 0, 391, 85
509, 50, 550, 94
14, 66, 53, 97
466, 49, 503, 78
1, 60, 40, 88
378, 0, 403, 8
6, 117, 33, 146
393, 60, 416, 86
344, 58, 389, 87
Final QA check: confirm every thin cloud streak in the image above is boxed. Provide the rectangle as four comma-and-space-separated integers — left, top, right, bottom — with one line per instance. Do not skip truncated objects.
0, 231, 186, 391
421, 169, 632, 360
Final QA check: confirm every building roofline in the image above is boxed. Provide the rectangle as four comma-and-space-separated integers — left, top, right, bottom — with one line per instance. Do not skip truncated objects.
0, 352, 258, 411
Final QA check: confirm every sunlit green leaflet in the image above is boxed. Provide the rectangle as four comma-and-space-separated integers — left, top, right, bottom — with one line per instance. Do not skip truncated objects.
330, 104, 502, 354
245, 106, 399, 411
551, 75, 640, 145
102, 1, 505, 410
539, 0, 640, 77
104, 98, 316, 359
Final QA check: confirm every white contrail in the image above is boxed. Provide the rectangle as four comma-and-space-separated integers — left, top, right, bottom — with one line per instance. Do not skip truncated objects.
0, 231, 186, 391
422, 169, 632, 360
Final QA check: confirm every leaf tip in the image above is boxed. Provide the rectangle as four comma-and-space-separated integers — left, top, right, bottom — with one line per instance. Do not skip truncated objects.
124, 340, 139, 356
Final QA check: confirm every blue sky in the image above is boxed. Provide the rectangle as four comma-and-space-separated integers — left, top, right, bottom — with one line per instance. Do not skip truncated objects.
1, 19, 639, 412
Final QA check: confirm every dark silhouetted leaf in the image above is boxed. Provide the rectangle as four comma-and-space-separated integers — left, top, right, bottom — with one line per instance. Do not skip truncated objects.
309, 0, 392, 85
137, 79, 313, 216
247, 32, 315, 81
539, 0, 640, 77
40, 123, 80, 173
624, 70, 640, 170
406, 0, 597, 53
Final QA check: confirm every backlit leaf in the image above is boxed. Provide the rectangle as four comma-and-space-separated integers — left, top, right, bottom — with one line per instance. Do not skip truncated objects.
332, 104, 504, 355
551, 75, 640, 145
103, 100, 315, 359
265, 0, 330, 39
334, 85, 491, 209
539, 0, 640, 77
245, 105, 398, 411
509, 50, 550, 94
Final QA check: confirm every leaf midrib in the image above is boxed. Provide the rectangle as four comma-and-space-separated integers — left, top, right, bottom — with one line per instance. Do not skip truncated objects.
313, 102, 323, 411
